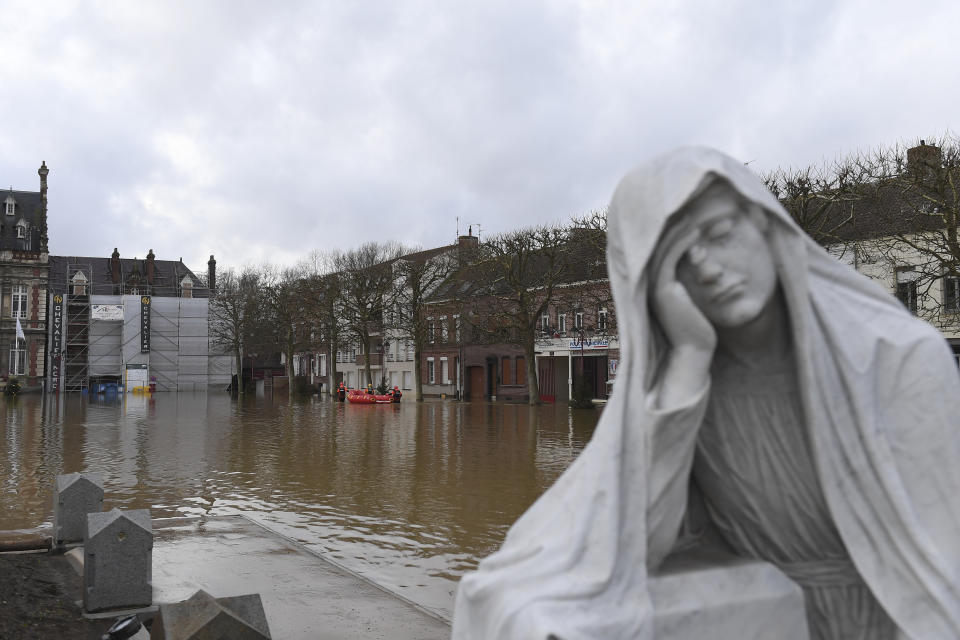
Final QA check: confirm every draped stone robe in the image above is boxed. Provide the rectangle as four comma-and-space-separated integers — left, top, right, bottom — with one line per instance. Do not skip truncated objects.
452, 147, 960, 640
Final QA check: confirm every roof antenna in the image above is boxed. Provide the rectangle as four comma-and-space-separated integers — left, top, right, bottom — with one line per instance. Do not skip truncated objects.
456, 216, 459, 238
473, 223, 482, 242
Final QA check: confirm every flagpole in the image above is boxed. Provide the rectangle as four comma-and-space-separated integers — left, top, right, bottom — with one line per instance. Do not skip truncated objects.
15, 317, 25, 376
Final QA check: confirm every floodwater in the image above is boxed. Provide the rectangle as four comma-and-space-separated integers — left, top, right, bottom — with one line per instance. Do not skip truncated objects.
0, 392, 599, 619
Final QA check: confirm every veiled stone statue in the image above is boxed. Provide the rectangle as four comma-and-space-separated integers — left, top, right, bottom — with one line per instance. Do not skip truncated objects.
452, 147, 960, 639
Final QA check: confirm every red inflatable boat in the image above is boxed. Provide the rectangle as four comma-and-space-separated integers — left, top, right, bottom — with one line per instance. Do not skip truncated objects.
347, 390, 394, 404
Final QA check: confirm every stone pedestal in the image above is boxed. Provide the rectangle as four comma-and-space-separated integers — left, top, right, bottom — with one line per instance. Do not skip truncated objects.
52, 472, 104, 545
650, 548, 809, 639
84, 509, 153, 613
150, 590, 271, 639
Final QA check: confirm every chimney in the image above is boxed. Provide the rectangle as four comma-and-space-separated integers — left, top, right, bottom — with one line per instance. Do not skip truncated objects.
146, 249, 155, 285
207, 255, 217, 296
907, 139, 942, 183
111, 248, 120, 284
38, 161, 49, 252
458, 230, 479, 250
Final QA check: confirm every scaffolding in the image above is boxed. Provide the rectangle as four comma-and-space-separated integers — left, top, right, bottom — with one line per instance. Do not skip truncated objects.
63, 264, 92, 392
48, 258, 231, 392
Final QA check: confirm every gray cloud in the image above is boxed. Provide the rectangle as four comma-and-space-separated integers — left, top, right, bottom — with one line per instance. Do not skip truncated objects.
1, 0, 957, 271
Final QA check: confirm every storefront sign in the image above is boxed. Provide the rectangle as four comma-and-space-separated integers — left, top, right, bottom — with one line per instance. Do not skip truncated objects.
91, 304, 124, 321
140, 296, 151, 353
51, 294, 63, 391
568, 338, 609, 350
51, 355, 60, 391
51, 295, 63, 356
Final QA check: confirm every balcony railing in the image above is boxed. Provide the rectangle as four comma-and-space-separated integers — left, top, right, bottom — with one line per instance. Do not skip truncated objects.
355, 353, 384, 366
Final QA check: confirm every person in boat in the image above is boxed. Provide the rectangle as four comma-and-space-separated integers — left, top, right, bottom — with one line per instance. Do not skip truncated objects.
366, 383, 375, 395
337, 382, 346, 401
452, 147, 960, 640
391, 385, 402, 403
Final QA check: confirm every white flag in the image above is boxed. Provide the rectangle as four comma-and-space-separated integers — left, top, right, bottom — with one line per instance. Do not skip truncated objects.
15, 317, 25, 342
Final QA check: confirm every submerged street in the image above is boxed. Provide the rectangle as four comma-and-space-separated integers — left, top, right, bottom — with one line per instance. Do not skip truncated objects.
0, 392, 598, 618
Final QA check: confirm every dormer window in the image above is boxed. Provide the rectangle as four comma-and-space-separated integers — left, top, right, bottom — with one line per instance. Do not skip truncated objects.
4, 195, 14, 216
71, 271, 88, 296
16, 219, 27, 238
180, 274, 194, 298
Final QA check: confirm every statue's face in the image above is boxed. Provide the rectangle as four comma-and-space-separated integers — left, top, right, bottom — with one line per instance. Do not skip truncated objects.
674, 182, 778, 329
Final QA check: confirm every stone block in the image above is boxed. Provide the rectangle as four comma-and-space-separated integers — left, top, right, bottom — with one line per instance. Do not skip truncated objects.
84, 508, 153, 613
150, 590, 272, 639
52, 472, 104, 545
649, 549, 809, 639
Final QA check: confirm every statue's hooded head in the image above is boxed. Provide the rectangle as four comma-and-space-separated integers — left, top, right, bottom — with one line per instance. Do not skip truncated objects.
606, 147, 804, 387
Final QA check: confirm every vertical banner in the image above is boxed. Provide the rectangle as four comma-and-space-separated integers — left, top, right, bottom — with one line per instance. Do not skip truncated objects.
51, 294, 63, 390
140, 296, 151, 353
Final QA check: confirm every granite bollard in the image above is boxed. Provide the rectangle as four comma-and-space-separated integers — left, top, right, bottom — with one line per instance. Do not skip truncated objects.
150, 589, 272, 639
52, 471, 104, 546
84, 508, 153, 613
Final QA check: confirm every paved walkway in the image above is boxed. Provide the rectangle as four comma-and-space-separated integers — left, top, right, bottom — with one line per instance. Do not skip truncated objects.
150, 515, 451, 640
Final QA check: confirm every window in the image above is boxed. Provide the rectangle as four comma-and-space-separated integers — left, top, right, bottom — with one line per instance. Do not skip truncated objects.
9, 346, 26, 375
11, 285, 27, 319
16, 224, 25, 238
454, 315, 461, 342
516, 356, 526, 386
71, 272, 87, 296
541, 313, 550, 333
575, 310, 584, 330
598, 307, 608, 332
945, 271, 960, 313
558, 313, 567, 334
427, 358, 435, 384
440, 316, 448, 342
4, 196, 14, 216
428, 318, 435, 343
180, 275, 194, 299
896, 268, 918, 314
440, 357, 449, 384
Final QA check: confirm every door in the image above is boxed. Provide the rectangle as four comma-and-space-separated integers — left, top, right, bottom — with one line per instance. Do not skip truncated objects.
468, 366, 485, 400
538, 357, 555, 403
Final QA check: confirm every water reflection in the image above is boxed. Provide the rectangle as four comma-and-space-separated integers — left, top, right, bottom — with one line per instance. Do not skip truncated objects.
0, 393, 599, 618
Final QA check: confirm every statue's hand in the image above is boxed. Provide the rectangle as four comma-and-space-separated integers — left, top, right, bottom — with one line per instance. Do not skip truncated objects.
649, 223, 717, 357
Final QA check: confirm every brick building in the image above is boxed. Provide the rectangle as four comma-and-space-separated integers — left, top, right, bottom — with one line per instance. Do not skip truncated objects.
0, 162, 50, 391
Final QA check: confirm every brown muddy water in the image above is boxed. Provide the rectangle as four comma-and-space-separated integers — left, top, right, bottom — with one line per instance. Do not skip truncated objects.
0, 392, 599, 618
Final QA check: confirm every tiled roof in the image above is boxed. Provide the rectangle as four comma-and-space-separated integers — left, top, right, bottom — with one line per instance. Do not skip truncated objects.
786, 178, 959, 245
48, 254, 207, 298
429, 233, 608, 302
0, 189, 42, 251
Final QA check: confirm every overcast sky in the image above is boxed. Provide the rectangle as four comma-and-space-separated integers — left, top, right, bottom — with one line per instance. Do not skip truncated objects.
1, 0, 957, 272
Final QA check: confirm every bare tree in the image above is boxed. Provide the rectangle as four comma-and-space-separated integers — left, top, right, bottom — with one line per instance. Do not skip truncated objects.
766, 134, 960, 327
300, 250, 344, 397
467, 223, 572, 405
259, 263, 312, 398
567, 208, 616, 337
335, 242, 404, 388
389, 245, 462, 401
762, 158, 868, 247
209, 266, 262, 395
